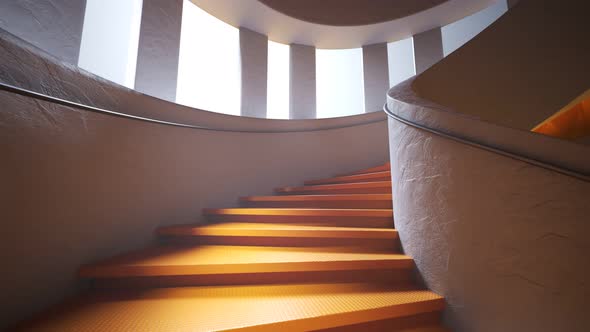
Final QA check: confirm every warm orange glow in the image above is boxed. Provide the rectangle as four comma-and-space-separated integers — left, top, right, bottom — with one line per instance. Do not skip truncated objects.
532, 90, 590, 140
17, 162, 447, 331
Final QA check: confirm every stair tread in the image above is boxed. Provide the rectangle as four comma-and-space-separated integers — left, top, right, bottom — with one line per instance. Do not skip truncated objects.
80, 245, 412, 278
275, 182, 392, 195
240, 193, 392, 201
159, 222, 398, 239
338, 162, 391, 176
203, 208, 393, 217
21, 283, 443, 332
305, 170, 391, 185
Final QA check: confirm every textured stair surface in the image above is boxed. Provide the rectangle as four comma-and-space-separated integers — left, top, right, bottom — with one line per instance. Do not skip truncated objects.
158, 222, 399, 249
158, 222, 398, 239
240, 194, 393, 209
79, 245, 413, 278
18, 283, 444, 332
203, 208, 394, 228
305, 170, 391, 185
17, 162, 447, 331
276, 181, 392, 195
338, 162, 391, 176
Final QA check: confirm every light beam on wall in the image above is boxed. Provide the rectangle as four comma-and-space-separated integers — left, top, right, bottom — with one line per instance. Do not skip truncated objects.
387, 37, 416, 88
316, 48, 365, 119
267, 41, 290, 119
176, 0, 240, 115
78, 0, 143, 88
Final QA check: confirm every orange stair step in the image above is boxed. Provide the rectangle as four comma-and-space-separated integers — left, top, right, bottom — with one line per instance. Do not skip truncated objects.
276, 181, 392, 195
79, 245, 412, 284
157, 222, 398, 249
305, 170, 391, 185
240, 194, 393, 209
338, 162, 391, 177
202, 208, 394, 228
17, 283, 443, 332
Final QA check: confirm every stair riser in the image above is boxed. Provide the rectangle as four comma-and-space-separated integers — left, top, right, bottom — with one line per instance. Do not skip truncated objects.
205, 215, 394, 228
304, 174, 391, 186
159, 236, 400, 252
240, 200, 393, 209
338, 164, 390, 177
278, 188, 392, 195
89, 268, 413, 289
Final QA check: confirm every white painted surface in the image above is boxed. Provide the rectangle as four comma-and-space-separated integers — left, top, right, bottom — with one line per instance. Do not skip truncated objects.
189, 0, 498, 49
78, 0, 143, 88
239, 28, 268, 118
387, 37, 416, 88
316, 48, 365, 118
442, 0, 508, 56
267, 41, 290, 119
289, 44, 316, 119
176, 0, 240, 115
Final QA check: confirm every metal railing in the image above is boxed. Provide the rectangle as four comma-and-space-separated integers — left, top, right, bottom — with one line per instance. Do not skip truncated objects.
0, 81, 385, 133
383, 103, 590, 182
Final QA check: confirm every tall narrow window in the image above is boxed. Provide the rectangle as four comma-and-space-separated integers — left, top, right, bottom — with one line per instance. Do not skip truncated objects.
316, 48, 365, 118
78, 0, 143, 88
442, 0, 508, 56
387, 37, 416, 88
267, 41, 290, 119
176, 0, 240, 115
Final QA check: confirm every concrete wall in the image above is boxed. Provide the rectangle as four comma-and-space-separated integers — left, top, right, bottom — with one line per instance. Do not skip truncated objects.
413, 0, 590, 131
290, 43, 316, 119
240, 27, 268, 118
0, 28, 389, 329
135, 0, 183, 102
0, 0, 86, 64
413, 27, 443, 75
388, 117, 590, 332
363, 43, 390, 113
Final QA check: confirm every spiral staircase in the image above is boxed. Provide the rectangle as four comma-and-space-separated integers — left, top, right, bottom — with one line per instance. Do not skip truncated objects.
16, 162, 447, 331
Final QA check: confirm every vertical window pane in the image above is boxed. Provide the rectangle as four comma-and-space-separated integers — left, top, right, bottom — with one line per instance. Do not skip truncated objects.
78, 0, 143, 88
442, 0, 508, 56
176, 0, 240, 115
387, 37, 416, 88
267, 41, 290, 119
316, 48, 365, 118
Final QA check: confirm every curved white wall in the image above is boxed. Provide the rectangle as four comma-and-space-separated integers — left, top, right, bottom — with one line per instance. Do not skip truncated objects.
0, 29, 389, 329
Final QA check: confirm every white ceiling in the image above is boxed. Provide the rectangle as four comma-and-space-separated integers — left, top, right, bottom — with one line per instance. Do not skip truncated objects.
190, 0, 499, 49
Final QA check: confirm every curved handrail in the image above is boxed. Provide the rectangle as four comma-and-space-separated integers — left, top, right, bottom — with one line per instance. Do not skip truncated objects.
0, 81, 385, 133
383, 102, 590, 182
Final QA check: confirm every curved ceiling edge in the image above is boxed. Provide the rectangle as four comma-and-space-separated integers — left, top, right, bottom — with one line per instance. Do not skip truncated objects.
257, 0, 448, 27
190, 0, 497, 48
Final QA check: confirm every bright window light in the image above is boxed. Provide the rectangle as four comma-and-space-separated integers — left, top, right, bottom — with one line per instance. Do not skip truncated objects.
442, 0, 508, 56
267, 41, 290, 119
176, 0, 240, 115
78, 0, 143, 88
316, 48, 365, 118
387, 37, 416, 88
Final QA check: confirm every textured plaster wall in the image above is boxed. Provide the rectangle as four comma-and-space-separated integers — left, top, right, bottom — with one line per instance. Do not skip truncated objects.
413, 0, 590, 131
135, 0, 183, 102
240, 27, 268, 118
290, 43, 316, 119
362, 43, 390, 113
388, 118, 590, 331
0, 29, 389, 329
0, 0, 86, 64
